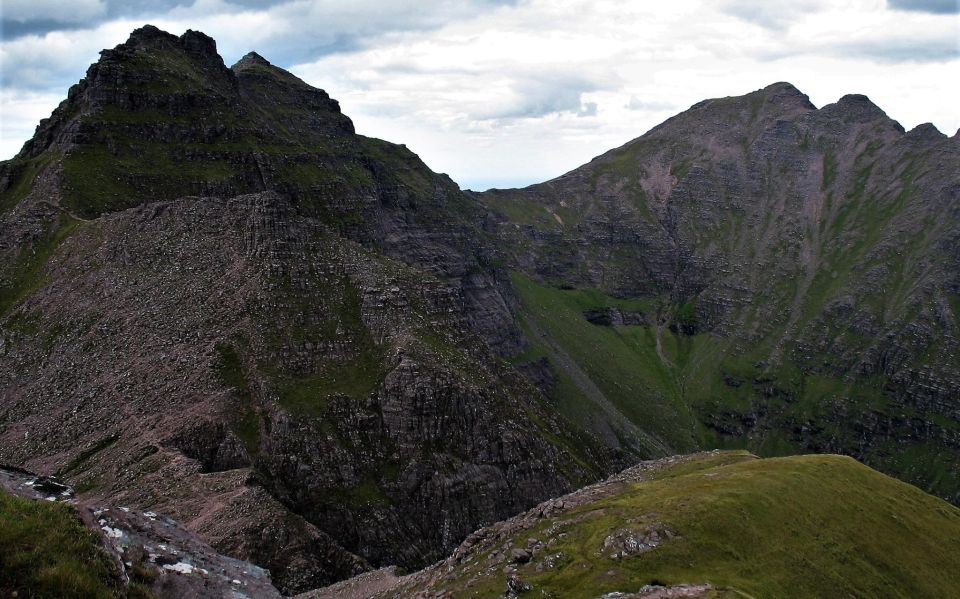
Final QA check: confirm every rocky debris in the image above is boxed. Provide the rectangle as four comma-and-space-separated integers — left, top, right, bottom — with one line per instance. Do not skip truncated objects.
92, 504, 282, 599
602, 524, 674, 559
0, 467, 75, 502
583, 308, 646, 327
0, 186, 608, 593
1, 466, 283, 598
600, 584, 713, 598
505, 574, 533, 595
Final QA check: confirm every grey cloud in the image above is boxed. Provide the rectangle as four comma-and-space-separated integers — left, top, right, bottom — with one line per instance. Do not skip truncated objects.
475, 73, 611, 120
1, 19, 87, 38
0, 0, 515, 94
721, 0, 824, 29
837, 37, 959, 63
0, 0, 283, 39
888, 0, 959, 13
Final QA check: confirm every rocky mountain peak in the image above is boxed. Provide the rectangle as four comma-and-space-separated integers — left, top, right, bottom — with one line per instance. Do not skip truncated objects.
232, 51, 273, 70
760, 81, 816, 111
124, 23, 177, 47
905, 122, 946, 143
828, 92, 899, 126
180, 28, 219, 57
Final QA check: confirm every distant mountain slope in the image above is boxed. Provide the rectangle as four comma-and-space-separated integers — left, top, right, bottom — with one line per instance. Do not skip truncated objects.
0, 26, 614, 594
315, 451, 960, 599
480, 82, 960, 502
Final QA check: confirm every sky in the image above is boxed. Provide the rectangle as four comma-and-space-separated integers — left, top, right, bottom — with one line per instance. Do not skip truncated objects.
0, 0, 957, 190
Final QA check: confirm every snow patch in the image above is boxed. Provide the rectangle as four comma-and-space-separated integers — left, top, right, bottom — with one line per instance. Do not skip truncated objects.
162, 562, 208, 576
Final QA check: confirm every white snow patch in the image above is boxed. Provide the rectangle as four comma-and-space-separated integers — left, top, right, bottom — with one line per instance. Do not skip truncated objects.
163, 562, 208, 576
101, 526, 123, 539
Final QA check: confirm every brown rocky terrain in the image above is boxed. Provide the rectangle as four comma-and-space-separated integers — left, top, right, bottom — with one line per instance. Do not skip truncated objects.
0, 26, 613, 594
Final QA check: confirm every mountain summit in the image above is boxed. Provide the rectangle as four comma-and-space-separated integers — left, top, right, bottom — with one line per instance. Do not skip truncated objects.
0, 25, 958, 595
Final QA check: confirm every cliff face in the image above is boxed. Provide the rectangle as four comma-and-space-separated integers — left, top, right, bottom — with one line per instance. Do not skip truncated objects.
480, 82, 960, 503
0, 27, 612, 594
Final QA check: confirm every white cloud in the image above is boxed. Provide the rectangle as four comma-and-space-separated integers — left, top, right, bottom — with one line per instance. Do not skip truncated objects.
1, 0, 958, 188
290, 0, 959, 188
0, 21, 134, 88
0, 90, 64, 158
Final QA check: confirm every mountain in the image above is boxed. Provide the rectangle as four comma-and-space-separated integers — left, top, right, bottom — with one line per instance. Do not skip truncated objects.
0, 26, 615, 594
0, 25, 957, 594
309, 451, 960, 599
479, 82, 960, 503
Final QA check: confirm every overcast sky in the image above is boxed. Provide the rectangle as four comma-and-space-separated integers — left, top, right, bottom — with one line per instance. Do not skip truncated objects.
1, 0, 957, 190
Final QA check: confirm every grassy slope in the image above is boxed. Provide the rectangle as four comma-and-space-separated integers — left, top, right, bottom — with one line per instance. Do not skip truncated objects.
436, 451, 960, 599
510, 272, 700, 454
0, 491, 120, 598
510, 272, 960, 500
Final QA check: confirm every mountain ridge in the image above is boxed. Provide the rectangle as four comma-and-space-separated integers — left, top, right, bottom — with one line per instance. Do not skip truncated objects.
0, 24, 957, 594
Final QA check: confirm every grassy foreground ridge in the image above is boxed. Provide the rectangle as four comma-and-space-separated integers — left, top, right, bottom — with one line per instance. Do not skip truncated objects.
424, 451, 960, 598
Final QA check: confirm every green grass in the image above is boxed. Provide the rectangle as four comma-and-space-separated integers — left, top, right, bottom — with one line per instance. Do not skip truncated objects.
63, 144, 237, 217
0, 491, 121, 598
58, 433, 120, 477
263, 273, 388, 419
509, 273, 960, 502
213, 342, 261, 454
0, 153, 55, 215
275, 350, 385, 418
434, 452, 960, 598
483, 192, 556, 228
511, 272, 699, 453
821, 149, 837, 190
0, 214, 81, 319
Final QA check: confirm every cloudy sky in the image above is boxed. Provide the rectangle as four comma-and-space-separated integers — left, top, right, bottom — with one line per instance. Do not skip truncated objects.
1, 0, 957, 190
